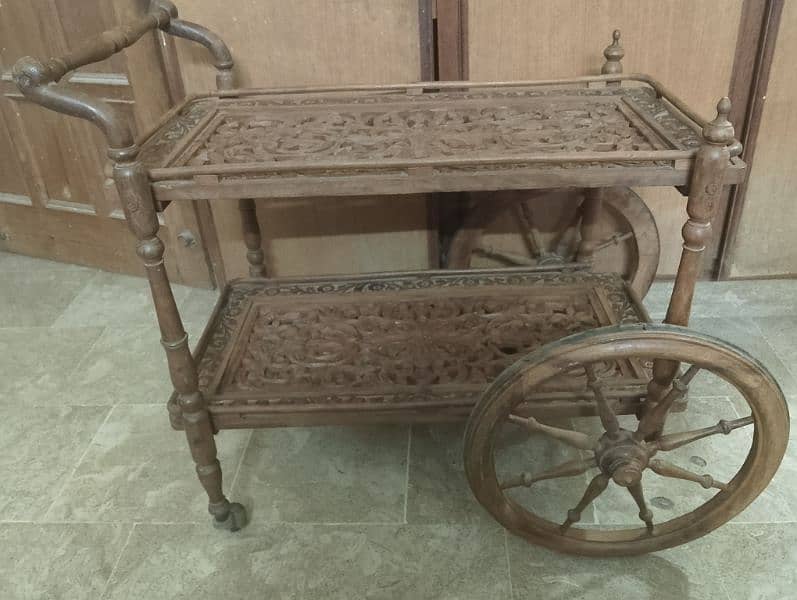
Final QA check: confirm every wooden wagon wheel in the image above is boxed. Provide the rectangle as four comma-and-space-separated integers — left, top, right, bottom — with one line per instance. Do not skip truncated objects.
447, 188, 660, 297
464, 324, 789, 556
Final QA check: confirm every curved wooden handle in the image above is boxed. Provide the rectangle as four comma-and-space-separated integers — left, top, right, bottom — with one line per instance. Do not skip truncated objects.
11, 0, 234, 153
45, 7, 173, 84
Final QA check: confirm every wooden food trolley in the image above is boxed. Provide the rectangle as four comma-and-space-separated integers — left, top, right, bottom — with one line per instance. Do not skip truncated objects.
14, 1, 789, 556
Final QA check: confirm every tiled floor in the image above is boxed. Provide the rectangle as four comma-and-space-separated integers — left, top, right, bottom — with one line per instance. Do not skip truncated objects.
0, 250, 795, 599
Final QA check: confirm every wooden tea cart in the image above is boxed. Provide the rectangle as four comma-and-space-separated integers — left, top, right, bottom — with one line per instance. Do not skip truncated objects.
14, 1, 789, 556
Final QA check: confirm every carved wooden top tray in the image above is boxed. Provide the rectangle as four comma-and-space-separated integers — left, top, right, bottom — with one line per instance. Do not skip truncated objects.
171, 267, 651, 428
143, 77, 745, 204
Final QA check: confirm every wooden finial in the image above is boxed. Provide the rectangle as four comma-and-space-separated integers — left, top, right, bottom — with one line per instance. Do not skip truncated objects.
602, 29, 624, 77
703, 97, 736, 146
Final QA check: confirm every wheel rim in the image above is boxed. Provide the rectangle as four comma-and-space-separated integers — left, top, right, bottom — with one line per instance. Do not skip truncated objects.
464, 324, 789, 556
447, 188, 660, 297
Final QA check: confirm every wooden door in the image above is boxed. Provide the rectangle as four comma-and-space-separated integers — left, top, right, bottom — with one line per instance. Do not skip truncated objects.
168, 0, 433, 280
0, 0, 213, 286
461, 0, 745, 277
725, 0, 796, 277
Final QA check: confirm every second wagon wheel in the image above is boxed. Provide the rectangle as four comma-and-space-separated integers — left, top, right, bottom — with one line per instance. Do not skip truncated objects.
464, 324, 789, 556
447, 188, 660, 297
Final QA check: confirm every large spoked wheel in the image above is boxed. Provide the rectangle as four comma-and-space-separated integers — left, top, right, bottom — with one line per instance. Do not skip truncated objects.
464, 324, 789, 556
447, 188, 660, 298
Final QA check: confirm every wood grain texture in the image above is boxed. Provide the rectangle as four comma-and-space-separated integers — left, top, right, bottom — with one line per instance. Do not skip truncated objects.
173, 0, 422, 90
171, 267, 649, 429
728, 1, 795, 277
467, 0, 743, 276
170, 0, 430, 278
0, 0, 211, 285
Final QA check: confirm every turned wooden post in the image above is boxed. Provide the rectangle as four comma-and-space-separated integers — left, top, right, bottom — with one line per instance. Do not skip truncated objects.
576, 188, 604, 262
575, 32, 624, 262
647, 98, 735, 401
112, 144, 235, 524
602, 30, 624, 86
12, 0, 247, 531
115, 154, 237, 527
239, 198, 267, 277
196, 37, 268, 279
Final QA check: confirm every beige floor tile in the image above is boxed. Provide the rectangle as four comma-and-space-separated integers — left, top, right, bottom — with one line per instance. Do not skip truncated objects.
178, 287, 221, 327
103, 522, 510, 600
52, 271, 191, 329
64, 326, 173, 405
233, 426, 408, 524
0, 251, 95, 273
689, 317, 797, 398
0, 326, 104, 406
0, 405, 109, 521
697, 522, 797, 600
0, 270, 95, 327
407, 422, 596, 526
406, 423, 494, 525
507, 532, 730, 600
753, 316, 797, 411
0, 522, 131, 600
45, 405, 249, 524
645, 280, 797, 320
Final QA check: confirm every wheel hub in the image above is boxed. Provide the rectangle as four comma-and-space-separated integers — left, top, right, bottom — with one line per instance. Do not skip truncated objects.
595, 429, 650, 487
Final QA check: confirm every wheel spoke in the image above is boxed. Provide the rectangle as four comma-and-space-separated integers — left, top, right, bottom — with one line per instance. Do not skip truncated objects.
627, 481, 654, 533
649, 458, 728, 491
514, 201, 544, 259
500, 456, 597, 489
550, 204, 583, 259
652, 416, 753, 452
584, 364, 620, 437
508, 414, 594, 450
474, 245, 537, 266
560, 473, 610, 533
636, 364, 701, 440
592, 231, 634, 254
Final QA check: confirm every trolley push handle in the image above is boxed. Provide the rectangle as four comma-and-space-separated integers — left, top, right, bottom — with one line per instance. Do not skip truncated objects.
11, 0, 233, 153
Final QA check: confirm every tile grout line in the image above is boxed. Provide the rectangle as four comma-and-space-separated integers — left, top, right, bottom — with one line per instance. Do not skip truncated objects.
503, 529, 514, 600
48, 269, 104, 330
229, 429, 254, 494
403, 424, 412, 525
99, 522, 137, 600
748, 317, 797, 389
40, 404, 117, 522
5, 517, 795, 527
59, 324, 109, 387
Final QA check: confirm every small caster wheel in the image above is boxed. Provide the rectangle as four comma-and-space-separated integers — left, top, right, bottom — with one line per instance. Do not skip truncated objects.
212, 502, 248, 532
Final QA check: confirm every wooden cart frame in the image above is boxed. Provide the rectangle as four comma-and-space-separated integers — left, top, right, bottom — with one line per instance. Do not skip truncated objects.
14, 1, 789, 556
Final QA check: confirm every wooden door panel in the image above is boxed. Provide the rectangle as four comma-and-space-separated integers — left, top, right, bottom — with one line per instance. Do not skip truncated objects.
0, 104, 32, 200
467, 0, 744, 276
0, 0, 212, 286
169, 0, 433, 280
728, 1, 797, 277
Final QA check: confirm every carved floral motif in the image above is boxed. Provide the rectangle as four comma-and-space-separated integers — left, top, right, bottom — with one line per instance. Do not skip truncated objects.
138, 87, 703, 176
186, 99, 654, 166
139, 100, 214, 167
194, 270, 645, 407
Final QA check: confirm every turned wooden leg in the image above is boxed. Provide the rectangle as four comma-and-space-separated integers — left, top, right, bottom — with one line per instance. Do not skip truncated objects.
576, 188, 603, 262
646, 98, 735, 404
113, 147, 246, 531
239, 198, 267, 277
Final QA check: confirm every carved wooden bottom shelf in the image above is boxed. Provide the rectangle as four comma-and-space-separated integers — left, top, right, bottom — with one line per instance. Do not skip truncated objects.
168, 267, 652, 429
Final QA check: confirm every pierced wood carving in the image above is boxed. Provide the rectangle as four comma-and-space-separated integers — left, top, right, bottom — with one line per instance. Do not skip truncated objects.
140, 100, 216, 167
189, 99, 653, 166
17, 7, 776, 557
192, 269, 647, 410
138, 88, 704, 172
